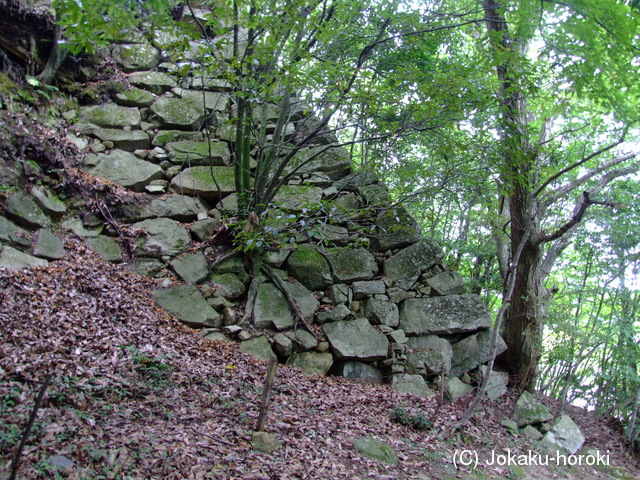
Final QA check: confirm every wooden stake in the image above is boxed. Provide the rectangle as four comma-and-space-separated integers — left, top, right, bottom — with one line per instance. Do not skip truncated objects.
10, 373, 52, 480
255, 358, 278, 432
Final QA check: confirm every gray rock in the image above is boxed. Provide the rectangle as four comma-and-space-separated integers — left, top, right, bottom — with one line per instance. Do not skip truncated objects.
512, 391, 553, 427
363, 298, 399, 327
540, 415, 585, 454
272, 185, 323, 211
30, 186, 66, 217
175, 89, 229, 112
282, 280, 319, 321
352, 280, 386, 299
444, 377, 474, 401
113, 87, 157, 107
501, 419, 519, 434
0, 245, 48, 270
478, 365, 509, 401
170, 166, 237, 200
61, 218, 103, 238
112, 43, 160, 72
426, 271, 466, 296
90, 129, 151, 151
155, 285, 221, 328
287, 352, 333, 376
450, 329, 507, 377
127, 71, 177, 94
406, 335, 452, 375
166, 141, 230, 166
316, 303, 351, 324
334, 171, 379, 191
150, 94, 206, 130
0, 216, 31, 248
86, 236, 123, 263
4, 193, 49, 229
240, 335, 276, 361
141, 194, 210, 221
323, 318, 389, 362
79, 104, 141, 128
286, 245, 332, 291
132, 218, 190, 257
328, 248, 377, 282
152, 130, 201, 147
399, 294, 491, 335
170, 251, 209, 283
352, 437, 398, 466
189, 218, 220, 242
335, 361, 383, 383
272, 333, 294, 357
254, 282, 295, 330
286, 145, 351, 180
370, 207, 421, 251
285, 329, 318, 352
359, 184, 390, 205
210, 273, 246, 300
32, 229, 65, 260
523, 425, 543, 440
384, 239, 444, 289
391, 373, 435, 397
262, 248, 291, 268
327, 284, 352, 305
87, 150, 163, 192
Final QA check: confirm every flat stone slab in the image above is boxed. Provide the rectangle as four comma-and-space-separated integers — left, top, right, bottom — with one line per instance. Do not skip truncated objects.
384, 239, 444, 289
127, 71, 177, 94
323, 317, 389, 362
155, 285, 220, 327
90, 129, 150, 151
140, 194, 210, 222
86, 150, 163, 192
399, 294, 491, 335
80, 104, 141, 128
170, 166, 237, 200
132, 218, 190, 258
0, 216, 31, 248
86, 236, 123, 263
170, 251, 209, 283
287, 352, 333, 376
4, 193, 49, 229
272, 185, 323, 211
32, 229, 65, 260
166, 141, 230, 166
113, 87, 157, 107
0, 245, 48, 270
150, 94, 206, 130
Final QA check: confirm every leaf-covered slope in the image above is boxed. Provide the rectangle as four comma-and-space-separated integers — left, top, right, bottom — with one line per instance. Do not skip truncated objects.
0, 240, 638, 479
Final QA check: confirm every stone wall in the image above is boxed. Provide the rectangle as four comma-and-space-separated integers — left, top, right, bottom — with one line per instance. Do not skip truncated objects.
0, 9, 508, 399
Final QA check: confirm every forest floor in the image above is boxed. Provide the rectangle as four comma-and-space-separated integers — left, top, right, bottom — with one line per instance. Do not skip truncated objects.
0, 241, 639, 480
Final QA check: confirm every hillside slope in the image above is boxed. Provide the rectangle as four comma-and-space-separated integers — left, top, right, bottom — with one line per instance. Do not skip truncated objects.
1, 241, 638, 479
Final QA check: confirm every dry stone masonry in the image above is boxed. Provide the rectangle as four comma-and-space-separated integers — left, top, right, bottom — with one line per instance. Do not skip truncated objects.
0, 8, 509, 400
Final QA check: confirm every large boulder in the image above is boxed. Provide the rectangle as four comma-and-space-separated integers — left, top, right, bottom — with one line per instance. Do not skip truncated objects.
541, 415, 585, 454
3, 193, 49, 229
150, 95, 206, 130
140, 194, 210, 222
391, 374, 435, 397
323, 317, 389, 362
86, 150, 163, 192
132, 218, 190, 257
253, 282, 295, 330
370, 207, 421, 251
112, 43, 160, 72
0, 245, 48, 270
166, 141, 230, 166
399, 294, 491, 336
328, 248, 377, 282
405, 335, 452, 375
384, 239, 444, 289
90, 129, 151, 151
79, 104, 141, 128
0, 216, 32, 248
170, 166, 237, 200
512, 391, 553, 427
450, 329, 508, 377
286, 245, 332, 291
170, 252, 209, 284
363, 298, 399, 328
154, 285, 221, 327
285, 145, 351, 180
426, 271, 466, 296
287, 352, 333, 376
272, 185, 323, 211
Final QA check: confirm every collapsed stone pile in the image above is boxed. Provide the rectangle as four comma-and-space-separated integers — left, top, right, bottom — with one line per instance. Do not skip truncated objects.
0, 8, 510, 400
